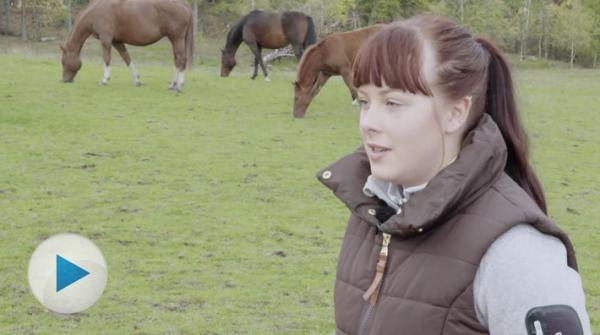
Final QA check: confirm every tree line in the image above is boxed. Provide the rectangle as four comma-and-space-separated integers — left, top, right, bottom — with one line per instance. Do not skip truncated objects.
1, 0, 598, 67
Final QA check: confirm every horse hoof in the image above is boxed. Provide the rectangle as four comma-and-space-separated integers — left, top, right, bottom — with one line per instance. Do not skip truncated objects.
135, 82, 142, 87
168, 85, 181, 93
265, 77, 271, 82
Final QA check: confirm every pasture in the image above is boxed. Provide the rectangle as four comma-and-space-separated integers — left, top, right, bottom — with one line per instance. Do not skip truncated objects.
0, 36, 598, 334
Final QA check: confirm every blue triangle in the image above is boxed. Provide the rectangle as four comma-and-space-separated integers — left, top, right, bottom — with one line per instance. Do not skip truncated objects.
56, 255, 90, 292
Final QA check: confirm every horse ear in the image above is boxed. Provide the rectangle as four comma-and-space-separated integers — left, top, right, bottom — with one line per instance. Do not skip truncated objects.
292, 81, 299, 88
59, 44, 66, 53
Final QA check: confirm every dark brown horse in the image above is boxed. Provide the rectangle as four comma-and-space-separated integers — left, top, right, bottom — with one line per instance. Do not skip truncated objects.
220, 10, 317, 81
61, 0, 193, 91
293, 24, 386, 118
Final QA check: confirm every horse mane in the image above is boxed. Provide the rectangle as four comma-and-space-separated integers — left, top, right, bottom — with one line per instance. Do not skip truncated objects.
70, 10, 87, 30
72, 0, 102, 25
226, 10, 262, 50
296, 41, 324, 87
63, 0, 100, 51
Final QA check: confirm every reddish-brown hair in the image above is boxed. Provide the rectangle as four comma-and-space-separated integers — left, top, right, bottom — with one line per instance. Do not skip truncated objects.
353, 15, 547, 213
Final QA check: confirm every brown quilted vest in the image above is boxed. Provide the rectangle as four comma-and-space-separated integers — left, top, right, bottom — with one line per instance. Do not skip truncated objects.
317, 115, 577, 335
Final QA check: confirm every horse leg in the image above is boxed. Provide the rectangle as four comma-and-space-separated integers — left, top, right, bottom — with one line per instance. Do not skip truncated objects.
169, 37, 186, 92
248, 44, 260, 80
169, 68, 185, 92
256, 47, 270, 81
292, 43, 303, 61
100, 40, 112, 85
251, 57, 258, 80
248, 43, 269, 81
340, 69, 357, 104
170, 69, 179, 89
113, 42, 140, 87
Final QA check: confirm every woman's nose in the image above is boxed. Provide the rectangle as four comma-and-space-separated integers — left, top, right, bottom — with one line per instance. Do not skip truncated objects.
359, 105, 381, 134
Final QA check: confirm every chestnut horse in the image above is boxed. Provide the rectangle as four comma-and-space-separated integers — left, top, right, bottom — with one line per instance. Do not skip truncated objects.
292, 24, 386, 118
220, 10, 316, 81
61, 0, 193, 91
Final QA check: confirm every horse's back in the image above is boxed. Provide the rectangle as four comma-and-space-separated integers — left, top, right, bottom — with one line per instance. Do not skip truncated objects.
281, 11, 309, 21
117, 0, 191, 24
280, 11, 309, 41
327, 24, 386, 55
331, 24, 385, 43
243, 11, 286, 48
244, 10, 281, 31
318, 24, 387, 70
85, 0, 191, 44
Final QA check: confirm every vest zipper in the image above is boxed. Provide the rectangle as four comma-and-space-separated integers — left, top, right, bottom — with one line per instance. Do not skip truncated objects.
358, 304, 375, 335
357, 232, 391, 335
363, 232, 390, 303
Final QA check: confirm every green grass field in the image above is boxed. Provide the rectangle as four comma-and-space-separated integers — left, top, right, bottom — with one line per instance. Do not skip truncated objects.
0, 36, 598, 334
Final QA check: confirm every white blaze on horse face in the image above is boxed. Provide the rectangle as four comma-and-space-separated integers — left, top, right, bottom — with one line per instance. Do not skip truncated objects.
129, 62, 140, 86
101, 64, 111, 85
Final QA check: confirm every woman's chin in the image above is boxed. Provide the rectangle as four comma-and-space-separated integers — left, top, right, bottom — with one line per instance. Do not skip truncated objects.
370, 170, 397, 183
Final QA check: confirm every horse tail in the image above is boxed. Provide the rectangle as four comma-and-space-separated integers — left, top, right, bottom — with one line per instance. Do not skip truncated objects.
185, 13, 194, 70
303, 15, 317, 48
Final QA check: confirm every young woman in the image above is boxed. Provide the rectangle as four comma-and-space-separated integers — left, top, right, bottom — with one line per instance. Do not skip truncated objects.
317, 16, 592, 335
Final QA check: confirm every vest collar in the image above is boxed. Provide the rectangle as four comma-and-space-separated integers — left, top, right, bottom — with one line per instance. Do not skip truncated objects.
317, 114, 508, 237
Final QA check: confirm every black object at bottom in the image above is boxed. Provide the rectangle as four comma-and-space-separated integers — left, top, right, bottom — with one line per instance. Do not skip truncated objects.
525, 304, 583, 335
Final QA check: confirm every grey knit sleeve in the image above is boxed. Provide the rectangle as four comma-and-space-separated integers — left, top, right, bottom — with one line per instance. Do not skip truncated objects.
473, 224, 592, 335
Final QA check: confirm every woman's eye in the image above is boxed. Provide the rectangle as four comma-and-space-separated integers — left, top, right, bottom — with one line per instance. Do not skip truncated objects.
386, 100, 402, 107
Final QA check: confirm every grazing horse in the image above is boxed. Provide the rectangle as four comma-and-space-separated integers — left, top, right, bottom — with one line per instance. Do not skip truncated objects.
293, 24, 386, 118
220, 10, 317, 81
60, 0, 193, 91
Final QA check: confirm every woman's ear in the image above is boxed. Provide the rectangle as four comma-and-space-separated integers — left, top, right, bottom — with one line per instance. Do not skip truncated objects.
444, 96, 472, 134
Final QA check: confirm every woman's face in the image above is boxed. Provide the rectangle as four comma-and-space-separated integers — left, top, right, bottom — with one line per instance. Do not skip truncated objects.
358, 84, 447, 187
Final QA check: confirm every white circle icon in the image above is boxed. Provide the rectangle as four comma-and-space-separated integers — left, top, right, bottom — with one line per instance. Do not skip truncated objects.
28, 233, 108, 314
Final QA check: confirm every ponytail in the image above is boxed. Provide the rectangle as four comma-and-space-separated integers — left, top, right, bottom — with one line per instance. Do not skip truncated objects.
476, 38, 547, 213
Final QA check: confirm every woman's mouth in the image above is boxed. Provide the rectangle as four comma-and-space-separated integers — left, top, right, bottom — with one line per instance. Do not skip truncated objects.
366, 143, 391, 161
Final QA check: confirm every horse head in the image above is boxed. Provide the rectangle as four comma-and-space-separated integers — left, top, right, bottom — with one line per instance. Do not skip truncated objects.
60, 44, 82, 83
220, 48, 237, 77
293, 73, 325, 118
293, 81, 312, 118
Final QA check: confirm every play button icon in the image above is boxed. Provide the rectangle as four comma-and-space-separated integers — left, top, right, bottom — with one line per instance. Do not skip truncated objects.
56, 255, 90, 292
28, 233, 107, 314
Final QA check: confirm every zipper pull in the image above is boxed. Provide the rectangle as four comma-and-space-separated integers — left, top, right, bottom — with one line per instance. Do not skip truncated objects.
362, 232, 391, 305
381, 233, 391, 255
